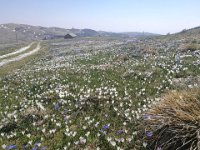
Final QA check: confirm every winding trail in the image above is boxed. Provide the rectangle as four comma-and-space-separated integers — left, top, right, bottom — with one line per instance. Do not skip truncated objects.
0, 42, 34, 59
0, 42, 40, 67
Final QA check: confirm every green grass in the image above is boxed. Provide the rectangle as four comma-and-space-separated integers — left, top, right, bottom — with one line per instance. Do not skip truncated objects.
0, 42, 47, 77
0, 37, 200, 149
0, 43, 27, 56
0, 43, 37, 61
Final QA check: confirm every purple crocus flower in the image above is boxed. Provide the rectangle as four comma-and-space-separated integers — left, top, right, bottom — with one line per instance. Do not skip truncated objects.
41, 146, 46, 150
143, 114, 152, 120
6, 145, 17, 150
32, 147, 37, 150
32, 142, 40, 150
54, 103, 59, 110
34, 142, 40, 147
102, 124, 110, 130
116, 130, 123, 135
146, 131, 153, 137
23, 144, 29, 149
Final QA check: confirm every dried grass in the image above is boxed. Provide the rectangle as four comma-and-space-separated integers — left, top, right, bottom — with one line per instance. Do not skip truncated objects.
140, 89, 200, 150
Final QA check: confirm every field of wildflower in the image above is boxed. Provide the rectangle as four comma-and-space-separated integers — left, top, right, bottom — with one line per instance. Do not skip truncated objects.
0, 37, 200, 149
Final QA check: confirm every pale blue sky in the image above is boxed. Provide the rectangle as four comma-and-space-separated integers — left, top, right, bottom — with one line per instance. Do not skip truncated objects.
0, 0, 200, 34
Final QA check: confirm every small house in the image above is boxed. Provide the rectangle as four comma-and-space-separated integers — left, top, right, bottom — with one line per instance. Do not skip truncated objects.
64, 33, 77, 39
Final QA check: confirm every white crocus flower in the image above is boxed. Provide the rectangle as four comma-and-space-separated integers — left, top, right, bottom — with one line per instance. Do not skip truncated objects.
110, 141, 116, 147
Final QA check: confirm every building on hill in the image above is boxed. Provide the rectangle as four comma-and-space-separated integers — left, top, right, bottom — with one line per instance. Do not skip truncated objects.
64, 33, 77, 39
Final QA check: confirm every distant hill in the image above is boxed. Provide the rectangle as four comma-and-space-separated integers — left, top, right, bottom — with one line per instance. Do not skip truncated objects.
68, 28, 99, 37
0, 23, 72, 44
158, 26, 200, 43
179, 26, 200, 35
98, 31, 160, 38
153, 26, 200, 52
175, 27, 200, 41
0, 23, 160, 44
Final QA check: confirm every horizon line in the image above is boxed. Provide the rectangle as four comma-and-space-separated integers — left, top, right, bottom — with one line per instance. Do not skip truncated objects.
1, 22, 199, 35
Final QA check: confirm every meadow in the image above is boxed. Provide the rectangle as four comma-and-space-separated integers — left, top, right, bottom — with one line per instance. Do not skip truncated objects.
0, 37, 200, 150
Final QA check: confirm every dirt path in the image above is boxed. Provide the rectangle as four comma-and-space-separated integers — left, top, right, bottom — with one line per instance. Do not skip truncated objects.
0, 42, 34, 59
0, 42, 40, 67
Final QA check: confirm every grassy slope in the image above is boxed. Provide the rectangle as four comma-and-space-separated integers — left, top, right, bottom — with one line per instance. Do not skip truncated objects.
0, 35, 199, 149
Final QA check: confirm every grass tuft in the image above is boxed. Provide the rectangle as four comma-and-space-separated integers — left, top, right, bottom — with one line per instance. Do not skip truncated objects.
140, 89, 200, 150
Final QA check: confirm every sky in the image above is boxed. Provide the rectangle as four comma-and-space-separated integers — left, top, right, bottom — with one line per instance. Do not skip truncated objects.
0, 0, 200, 34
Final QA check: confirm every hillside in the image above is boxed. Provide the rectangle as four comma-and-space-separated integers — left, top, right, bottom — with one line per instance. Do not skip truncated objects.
68, 28, 99, 37
0, 24, 200, 149
0, 23, 73, 44
99, 31, 160, 38
158, 26, 200, 42
143, 26, 200, 55
0, 23, 159, 44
